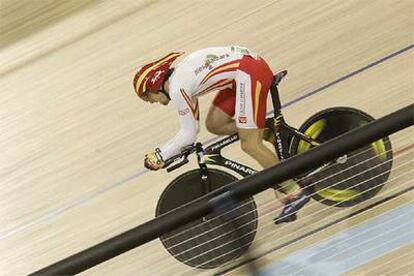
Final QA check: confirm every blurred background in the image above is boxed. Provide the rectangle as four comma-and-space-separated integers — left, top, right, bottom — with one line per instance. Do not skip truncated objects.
0, 0, 412, 275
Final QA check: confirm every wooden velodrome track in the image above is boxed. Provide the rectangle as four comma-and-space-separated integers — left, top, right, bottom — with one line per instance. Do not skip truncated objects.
0, 0, 413, 275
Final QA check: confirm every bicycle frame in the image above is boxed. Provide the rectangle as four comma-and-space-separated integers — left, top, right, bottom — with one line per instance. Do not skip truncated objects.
201, 124, 313, 178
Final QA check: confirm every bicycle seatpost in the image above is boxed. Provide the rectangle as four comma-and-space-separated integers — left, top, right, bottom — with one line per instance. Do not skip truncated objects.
270, 70, 288, 116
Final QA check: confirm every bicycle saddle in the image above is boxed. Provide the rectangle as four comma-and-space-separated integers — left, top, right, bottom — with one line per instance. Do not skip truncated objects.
272, 70, 288, 87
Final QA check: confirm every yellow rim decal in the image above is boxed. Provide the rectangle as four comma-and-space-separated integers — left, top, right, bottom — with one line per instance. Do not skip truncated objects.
371, 139, 387, 160
297, 119, 327, 153
316, 186, 359, 202
359, 121, 387, 160
254, 80, 262, 123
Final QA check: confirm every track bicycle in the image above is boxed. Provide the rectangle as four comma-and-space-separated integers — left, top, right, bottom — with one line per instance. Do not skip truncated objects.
155, 70, 393, 269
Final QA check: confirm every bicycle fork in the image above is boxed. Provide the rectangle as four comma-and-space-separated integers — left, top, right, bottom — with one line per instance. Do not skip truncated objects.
195, 143, 213, 221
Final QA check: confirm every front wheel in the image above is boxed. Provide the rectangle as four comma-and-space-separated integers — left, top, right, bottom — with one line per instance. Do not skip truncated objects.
155, 168, 258, 269
289, 107, 393, 207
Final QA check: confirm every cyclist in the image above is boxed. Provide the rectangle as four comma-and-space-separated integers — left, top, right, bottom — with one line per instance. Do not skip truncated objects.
133, 46, 309, 223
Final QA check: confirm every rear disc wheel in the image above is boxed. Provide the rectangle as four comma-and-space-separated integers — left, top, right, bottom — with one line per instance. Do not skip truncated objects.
289, 107, 393, 207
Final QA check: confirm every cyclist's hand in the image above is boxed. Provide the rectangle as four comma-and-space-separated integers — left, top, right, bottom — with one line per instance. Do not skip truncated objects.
144, 149, 165, 170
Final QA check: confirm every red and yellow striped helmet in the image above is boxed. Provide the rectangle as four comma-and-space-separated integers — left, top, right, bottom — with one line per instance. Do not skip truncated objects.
133, 52, 183, 98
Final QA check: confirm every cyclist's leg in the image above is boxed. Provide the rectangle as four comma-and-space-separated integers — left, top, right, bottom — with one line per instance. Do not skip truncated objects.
205, 87, 238, 135
234, 56, 277, 168
235, 56, 309, 223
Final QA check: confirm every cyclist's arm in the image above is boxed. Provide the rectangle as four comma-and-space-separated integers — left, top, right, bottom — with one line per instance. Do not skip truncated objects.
159, 89, 200, 160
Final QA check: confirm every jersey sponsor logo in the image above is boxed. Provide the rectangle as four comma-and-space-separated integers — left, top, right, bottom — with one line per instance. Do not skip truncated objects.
231, 46, 258, 59
194, 53, 230, 75
178, 108, 190, 116
239, 116, 247, 124
239, 82, 246, 116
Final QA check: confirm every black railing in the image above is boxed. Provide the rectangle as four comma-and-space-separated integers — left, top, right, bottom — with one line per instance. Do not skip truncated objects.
31, 104, 413, 275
